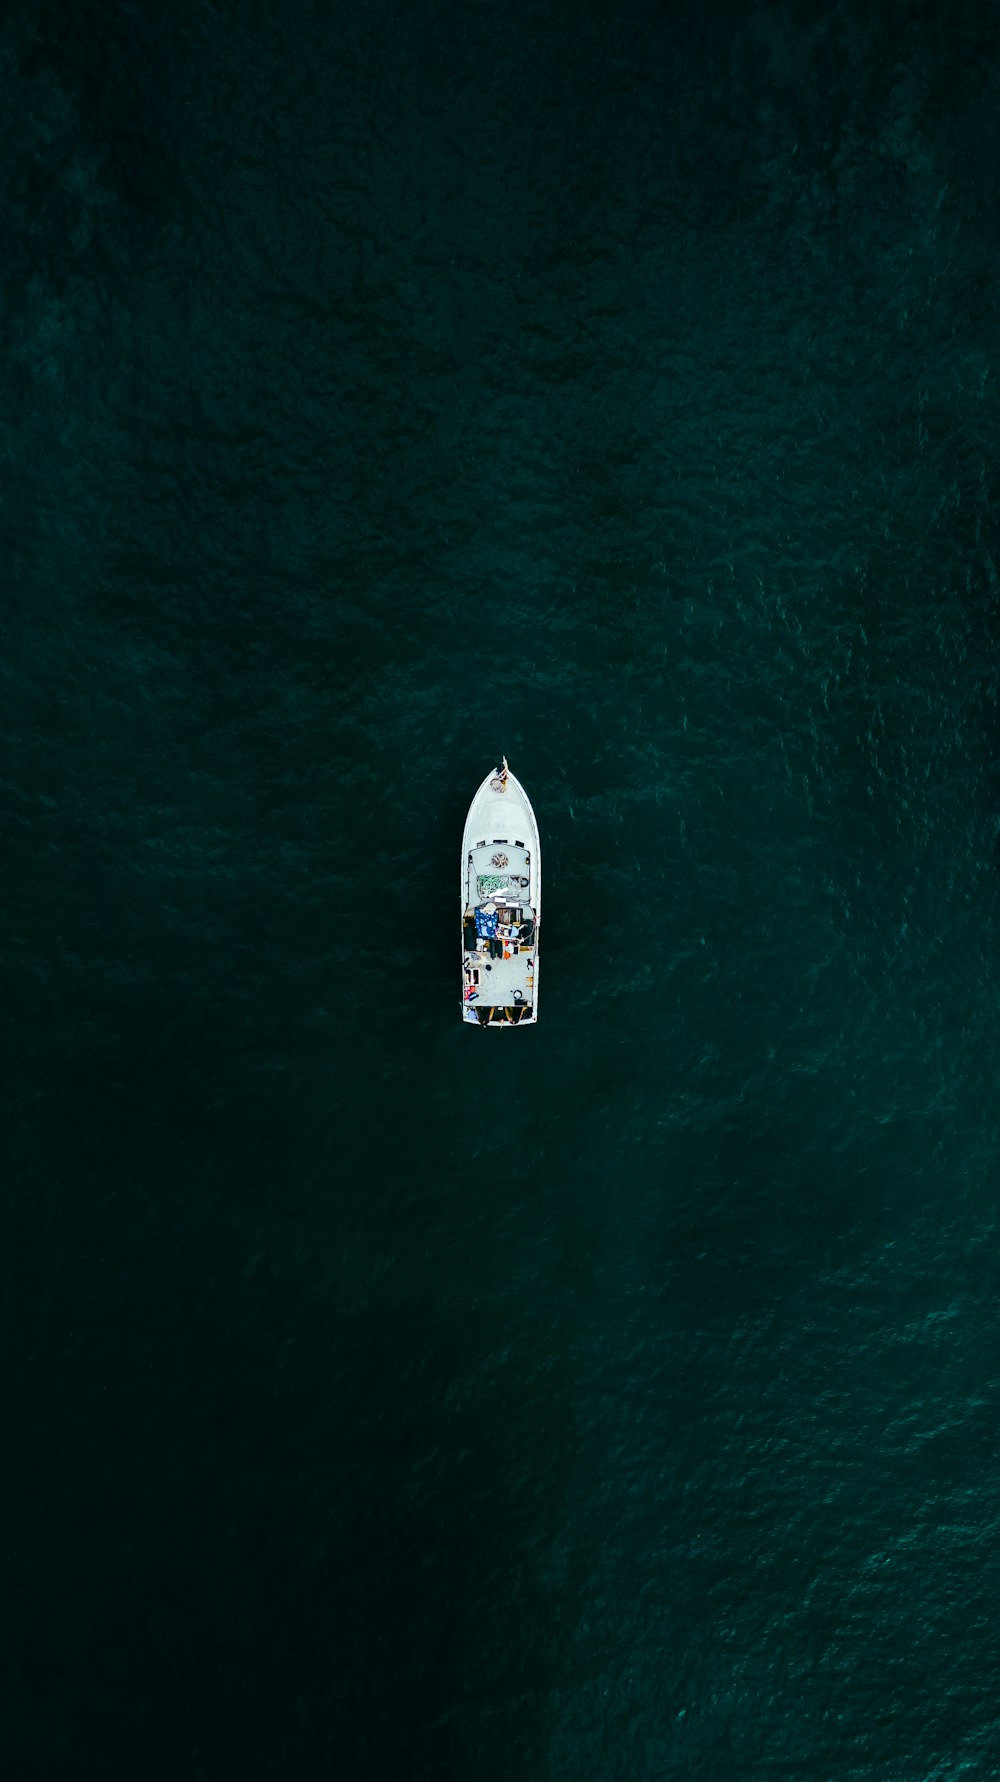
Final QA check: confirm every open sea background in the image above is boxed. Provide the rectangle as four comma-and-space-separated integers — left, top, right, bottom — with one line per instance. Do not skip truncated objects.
4, 0, 1000, 1775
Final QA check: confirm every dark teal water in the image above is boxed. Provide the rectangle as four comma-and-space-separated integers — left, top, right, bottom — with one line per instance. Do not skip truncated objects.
5, 1, 1000, 1775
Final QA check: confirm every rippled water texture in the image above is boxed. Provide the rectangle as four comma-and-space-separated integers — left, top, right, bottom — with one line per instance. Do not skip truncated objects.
5, 1, 1000, 1776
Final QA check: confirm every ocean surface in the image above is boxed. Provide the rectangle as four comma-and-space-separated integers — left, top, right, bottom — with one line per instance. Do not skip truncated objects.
4, 1, 1000, 1775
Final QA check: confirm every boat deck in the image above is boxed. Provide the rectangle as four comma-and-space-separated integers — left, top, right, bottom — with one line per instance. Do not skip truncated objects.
463, 934, 535, 1019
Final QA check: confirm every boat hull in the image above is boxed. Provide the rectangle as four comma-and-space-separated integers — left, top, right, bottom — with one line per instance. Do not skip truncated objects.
461, 762, 540, 1027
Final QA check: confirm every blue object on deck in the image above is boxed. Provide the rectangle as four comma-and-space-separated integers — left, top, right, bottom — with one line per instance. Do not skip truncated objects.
475, 909, 498, 938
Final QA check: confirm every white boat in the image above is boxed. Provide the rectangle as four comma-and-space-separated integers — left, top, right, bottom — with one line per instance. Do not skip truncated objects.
461, 758, 540, 1027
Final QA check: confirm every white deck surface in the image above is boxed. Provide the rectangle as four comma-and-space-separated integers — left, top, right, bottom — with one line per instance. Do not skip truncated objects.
464, 942, 535, 1002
